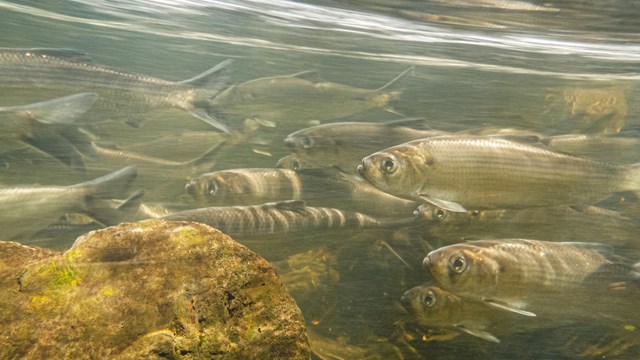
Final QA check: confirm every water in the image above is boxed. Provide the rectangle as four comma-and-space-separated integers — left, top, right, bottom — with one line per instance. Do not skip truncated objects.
1, 0, 639, 358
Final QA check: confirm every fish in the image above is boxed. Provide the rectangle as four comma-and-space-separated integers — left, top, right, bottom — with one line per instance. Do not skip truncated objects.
358, 134, 640, 212
162, 200, 385, 238
0, 166, 137, 241
413, 204, 640, 249
422, 239, 630, 316
284, 119, 446, 174
400, 283, 586, 344
0, 92, 98, 172
543, 133, 640, 164
185, 167, 419, 217
275, 153, 315, 171
0, 48, 232, 132
209, 67, 414, 132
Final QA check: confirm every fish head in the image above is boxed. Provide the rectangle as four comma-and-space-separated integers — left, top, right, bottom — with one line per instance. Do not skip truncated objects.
276, 154, 304, 170
185, 171, 251, 204
401, 284, 462, 327
423, 243, 499, 295
358, 145, 426, 200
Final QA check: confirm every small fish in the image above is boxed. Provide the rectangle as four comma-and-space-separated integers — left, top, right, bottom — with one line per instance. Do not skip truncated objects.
543, 133, 640, 164
0, 48, 232, 132
163, 200, 383, 237
275, 153, 315, 171
209, 67, 413, 132
401, 283, 502, 343
0, 93, 98, 172
414, 204, 640, 248
185, 167, 418, 217
423, 239, 629, 316
0, 166, 137, 241
284, 119, 446, 174
358, 134, 640, 212
400, 283, 580, 344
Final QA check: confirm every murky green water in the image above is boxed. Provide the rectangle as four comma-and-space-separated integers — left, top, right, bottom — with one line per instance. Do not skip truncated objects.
1, 0, 640, 358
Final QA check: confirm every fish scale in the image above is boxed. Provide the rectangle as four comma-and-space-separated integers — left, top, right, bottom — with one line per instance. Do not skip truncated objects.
423, 239, 625, 310
359, 134, 636, 211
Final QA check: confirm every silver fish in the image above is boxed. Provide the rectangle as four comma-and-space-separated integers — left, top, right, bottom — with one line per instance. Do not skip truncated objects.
209, 67, 413, 132
400, 283, 580, 344
0, 93, 98, 172
544, 133, 640, 164
284, 119, 446, 174
358, 134, 640, 212
185, 168, 418, 217
163, 200, 382, 237
423, 239, 629, 317
0, 166, 137, 241
414, 204, 640, 248
0, 48, 232, 132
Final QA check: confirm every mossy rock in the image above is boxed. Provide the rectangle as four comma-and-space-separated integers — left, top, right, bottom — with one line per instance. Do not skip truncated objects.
0, 220, 310, 359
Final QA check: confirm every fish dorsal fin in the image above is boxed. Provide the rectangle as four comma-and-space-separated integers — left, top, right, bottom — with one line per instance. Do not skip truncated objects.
419, 194, 467, 213
373, 66, 414, 93
289, 70, 321, 82
23, 48, 95, 64
454, 324, 501, 343
274, 200, 307, 212
179, 59, 233, 89
482, 298, 536, 317
383, 117, 429, 128
8, 93, 98, 125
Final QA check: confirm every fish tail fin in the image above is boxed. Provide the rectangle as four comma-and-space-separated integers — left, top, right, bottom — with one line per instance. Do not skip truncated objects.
184, 139, 228, 172
73, 166, 137, 199
181, 59, 234, 133
86, 190, 145, 226
11, 93, 98, 125
624, 162, 640, 195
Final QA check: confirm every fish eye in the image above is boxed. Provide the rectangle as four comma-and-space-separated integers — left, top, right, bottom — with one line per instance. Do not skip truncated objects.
299, 136, 314, 149
291, 160, 300, 170
421, 290, 437, 308
432, 208, 448, 221
207, 181, 219, 196
379, 155, 398, 174
448, 254, 467, 274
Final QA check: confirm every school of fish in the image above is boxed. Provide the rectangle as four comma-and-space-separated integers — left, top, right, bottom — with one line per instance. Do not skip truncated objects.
2, 46, 640, 357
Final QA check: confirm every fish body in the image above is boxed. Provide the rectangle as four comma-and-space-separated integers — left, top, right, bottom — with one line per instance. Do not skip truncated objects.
544, 133, 640, 164
163, 200, 381, 237
423, 239, 627, 315
185, 168, 418, 217
415, 204, 640, 247
210, 67, 413, 131
400, 283, 581, 343
0, 166, 136, 241
284, 119, 446, 173
0, 48, 232, 132
358, 134, 640, 211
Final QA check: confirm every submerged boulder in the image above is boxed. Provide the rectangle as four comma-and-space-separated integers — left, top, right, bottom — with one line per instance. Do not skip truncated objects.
0, 220, 310, 359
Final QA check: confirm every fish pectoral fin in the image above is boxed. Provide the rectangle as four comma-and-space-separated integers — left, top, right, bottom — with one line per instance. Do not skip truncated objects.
482, 298, 537, 317
419, 195, 467, 213
383, 106, 405, 117
289, 70, 321, 82
274, 200, 307, 213
188, 108, 232, 134
20, 93, 98, 125
454, 324, 501, 343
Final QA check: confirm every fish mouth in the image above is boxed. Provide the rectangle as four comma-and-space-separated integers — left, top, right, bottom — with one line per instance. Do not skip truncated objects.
184, 180, 200, 200
283, 136, 295, 148
357, 163, 365, 176
422, 253, 433, 271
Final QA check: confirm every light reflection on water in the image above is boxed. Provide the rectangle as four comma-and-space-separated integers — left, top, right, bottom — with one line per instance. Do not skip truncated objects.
0, 0, 639, 358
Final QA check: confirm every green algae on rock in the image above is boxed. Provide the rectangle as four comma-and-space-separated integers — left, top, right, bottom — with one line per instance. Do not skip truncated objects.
0, 220, 310, 359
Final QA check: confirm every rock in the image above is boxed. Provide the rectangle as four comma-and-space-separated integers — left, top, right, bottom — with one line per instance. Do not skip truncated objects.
0, 220, 310, 359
